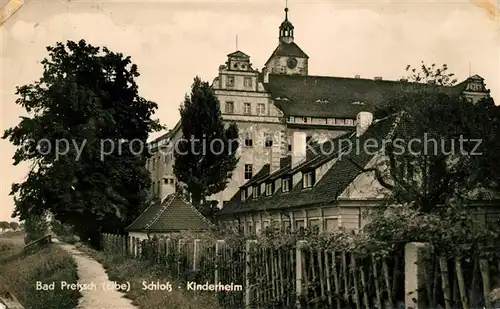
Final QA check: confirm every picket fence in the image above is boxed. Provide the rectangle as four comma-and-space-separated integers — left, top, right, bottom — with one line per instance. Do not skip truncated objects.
101, 233, 499, 309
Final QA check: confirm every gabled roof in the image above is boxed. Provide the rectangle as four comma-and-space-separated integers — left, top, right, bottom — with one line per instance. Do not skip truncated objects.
126, 193, 215, 232
265, 41, 309, 65
218, 114, 406, 216
265, 74, 464, 118
227, 50, 250, 58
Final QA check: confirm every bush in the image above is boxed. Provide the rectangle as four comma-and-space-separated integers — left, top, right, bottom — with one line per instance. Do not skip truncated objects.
0, 242, 80, 309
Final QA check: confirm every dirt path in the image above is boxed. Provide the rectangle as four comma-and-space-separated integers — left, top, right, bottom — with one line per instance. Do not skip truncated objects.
58, 243, 138, 309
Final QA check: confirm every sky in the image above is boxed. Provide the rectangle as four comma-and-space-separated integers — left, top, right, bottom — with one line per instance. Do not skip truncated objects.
0, 0, 499, 221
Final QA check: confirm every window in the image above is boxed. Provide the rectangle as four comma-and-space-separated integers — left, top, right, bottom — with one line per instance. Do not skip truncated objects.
265, 183, 274, 196
264, 132, 273, 147
325, 218, 338, 232
253, 186, 260, 198
282, 177, 291, 192
244, 103, 251, 115
244, 132, 253, 147
257, 103, 265, 115
289, 116, 295, 122
308, 219, 321, 229
241, 189, 247, 200
246, 223, 253, 235
226, 76, 234, 87
303, 171, 315, 188
225, 101, 234, 114
152, 157, 156, 169
283, 221, 291, 233
346, 119, 354, 125
263, 221, 270, 230
336, 119, 345, 125
163, 179, 168, 184
288, 144, 292, 151
244, 164, 253, 179
302, 117, 308, 123
244, 77, 252, 87
295, 220, 305, 233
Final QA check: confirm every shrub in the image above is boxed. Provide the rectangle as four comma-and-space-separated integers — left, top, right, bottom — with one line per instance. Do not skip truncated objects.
0, 242, 80, 309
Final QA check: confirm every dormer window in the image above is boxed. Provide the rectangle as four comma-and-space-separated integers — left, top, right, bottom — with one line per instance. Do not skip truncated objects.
265, 183, 274, 196
282, 177, 291, 192
244, 77, 252, 87
303, 171, 315, 188
253, 186, 260, 198
241, 189, 247, 201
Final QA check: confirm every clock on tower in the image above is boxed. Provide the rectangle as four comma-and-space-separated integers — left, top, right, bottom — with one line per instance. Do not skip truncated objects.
287, 57, 297, 69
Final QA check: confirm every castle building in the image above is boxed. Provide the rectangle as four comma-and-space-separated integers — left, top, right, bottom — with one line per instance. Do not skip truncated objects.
146, 6, 491, 212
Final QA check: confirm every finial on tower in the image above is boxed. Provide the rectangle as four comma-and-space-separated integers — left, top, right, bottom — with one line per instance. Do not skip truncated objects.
285, 0, 289, 20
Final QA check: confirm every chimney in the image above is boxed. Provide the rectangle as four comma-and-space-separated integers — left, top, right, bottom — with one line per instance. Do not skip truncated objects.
354, 75, 360, 79
374, 76, 382, 81
269, 143, 281, 174
161, 176, 176, 202
356, 112, 373, 137
263, 68, 269, 83
291, 132, 307, 168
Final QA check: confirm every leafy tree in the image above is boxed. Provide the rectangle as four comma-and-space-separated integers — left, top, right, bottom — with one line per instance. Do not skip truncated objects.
362, 63, 500, 254
173, 77, 239, 210
2, 40, 162, 248
0, 221, 9, 231
9, 222, 19, 230
405, 62, 457, 86
23, 213, 49, 243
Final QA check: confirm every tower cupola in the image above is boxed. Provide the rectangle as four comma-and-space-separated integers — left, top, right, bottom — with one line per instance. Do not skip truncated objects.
279, 7, 294, 44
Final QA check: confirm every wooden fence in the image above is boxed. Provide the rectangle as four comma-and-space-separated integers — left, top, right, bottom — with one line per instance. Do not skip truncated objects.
23, 234, 51, 254
101, 234, 499, 309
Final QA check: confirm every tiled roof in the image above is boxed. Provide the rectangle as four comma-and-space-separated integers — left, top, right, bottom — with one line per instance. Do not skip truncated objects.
126, 193, 215, 232
148, 120, 181, 145
244, 156, 291, 187
265, 74, 463, 118
218, 114, 404, 216
265, 41, 309, 65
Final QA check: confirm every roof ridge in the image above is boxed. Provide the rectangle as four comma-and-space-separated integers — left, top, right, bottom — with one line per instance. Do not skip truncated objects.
178, 195, 216, 228
145, 193, 176, 230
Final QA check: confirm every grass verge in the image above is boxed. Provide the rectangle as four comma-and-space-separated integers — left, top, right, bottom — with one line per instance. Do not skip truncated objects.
76, 243, 221, 309
0, 241, 80, 309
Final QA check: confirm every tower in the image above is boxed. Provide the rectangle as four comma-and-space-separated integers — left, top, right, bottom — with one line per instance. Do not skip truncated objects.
279, 7, 294, 44
263, 5, 309, 76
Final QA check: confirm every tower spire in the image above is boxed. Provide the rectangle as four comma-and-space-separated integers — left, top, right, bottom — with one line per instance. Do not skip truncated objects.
285, 0, 288, 20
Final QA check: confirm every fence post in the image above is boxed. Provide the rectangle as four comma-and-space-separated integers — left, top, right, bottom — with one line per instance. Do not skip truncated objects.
193, 239, 201, 271
245, 240, 257, 308
296, 240, 307, 308
404, 242, 428, 309
123, 235, 127, 256
166, 238, 171, 263
178, 239, 183, 279
215, 240, 225, 285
